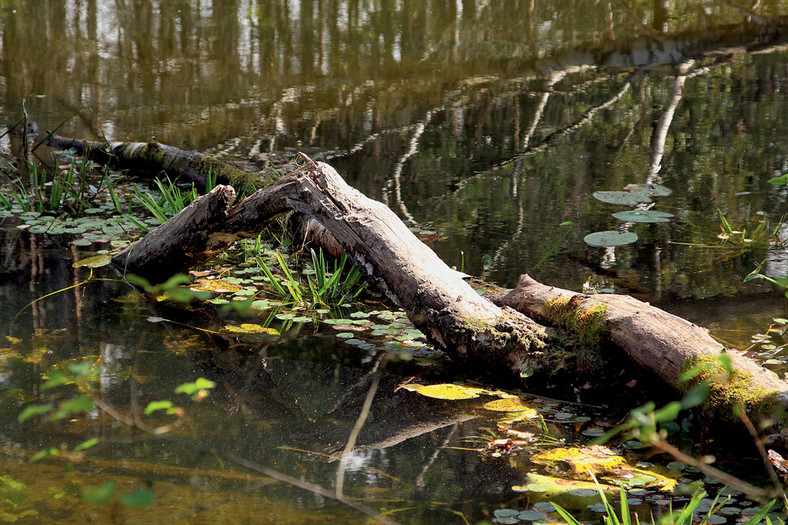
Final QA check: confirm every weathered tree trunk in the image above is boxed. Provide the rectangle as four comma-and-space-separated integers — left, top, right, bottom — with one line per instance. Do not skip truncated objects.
111, 185, 237, 282
490, 276, 788, 422
113, 163, 549, 376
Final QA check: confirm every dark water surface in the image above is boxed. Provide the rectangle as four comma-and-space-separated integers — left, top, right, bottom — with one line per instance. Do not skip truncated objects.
2, 1, 788, 523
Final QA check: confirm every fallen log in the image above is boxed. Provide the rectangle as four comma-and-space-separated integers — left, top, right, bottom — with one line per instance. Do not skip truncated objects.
489, 275, 788, 424
113, 163, 550, 377
37, 132, 788, 435
38, 131, 265, 193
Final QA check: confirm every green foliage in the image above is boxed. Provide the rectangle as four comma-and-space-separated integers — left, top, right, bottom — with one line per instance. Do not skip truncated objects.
553, 472, 779, 525
143, 400, 175, 415
129, 176, 200, 224
255, 248, 366, 309
124, 273, 212, 303
746, 262, 788, 299
82, 481, 156, 509
532, 221, 573, 271
82, 482, 115, 504
307, 249, 366, 306
118, 488, 155, 508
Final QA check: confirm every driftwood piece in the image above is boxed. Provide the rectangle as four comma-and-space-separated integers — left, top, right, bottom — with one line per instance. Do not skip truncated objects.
492, 275, 788, 416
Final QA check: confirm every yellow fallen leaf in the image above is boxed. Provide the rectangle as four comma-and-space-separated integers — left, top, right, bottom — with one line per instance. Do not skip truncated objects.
411, 383, 482, 400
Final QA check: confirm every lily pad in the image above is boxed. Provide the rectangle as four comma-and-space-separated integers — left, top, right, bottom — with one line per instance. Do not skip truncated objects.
72, 254, 112, 268
623, 183, 673, 196
612, 210, 674, 223
483, 397, 536, 413
593, 191, 653, 206
584, 231, 638, 247
225, 324, 280, 336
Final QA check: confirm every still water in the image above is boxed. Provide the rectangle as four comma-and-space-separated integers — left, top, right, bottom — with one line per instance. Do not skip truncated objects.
2, 1, 788, 523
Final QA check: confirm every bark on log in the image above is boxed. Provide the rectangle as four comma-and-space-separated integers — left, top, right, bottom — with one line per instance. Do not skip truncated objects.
112, 185, 237, 282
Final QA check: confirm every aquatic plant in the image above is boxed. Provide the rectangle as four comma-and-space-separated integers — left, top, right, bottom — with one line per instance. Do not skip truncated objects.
253, 248, 366, 309
131, 176, 199, 223
551, 472, 779, 525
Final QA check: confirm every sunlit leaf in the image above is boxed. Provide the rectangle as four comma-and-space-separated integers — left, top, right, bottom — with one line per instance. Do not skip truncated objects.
482, 398, 536, 414
653, 401, 681, 423
73, 437, 100, 452
191, 278, 243, 293
40, 372, 68, 390
67, 361, 99, 380
681, 384, 709, 409
144, 400, 175, 415
767, 174, 788, 185
72, 254, 112, 268
175, 378, 216, 395
410, 383, 482, 400
28, 450, 51, 463
583, 231, 638, 247
532, 446, 625, 474
83, 482, 115, 504
224, 324, 280, 335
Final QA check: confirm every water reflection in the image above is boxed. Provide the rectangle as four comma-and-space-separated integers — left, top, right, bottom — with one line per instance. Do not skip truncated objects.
3, 3, 788, 521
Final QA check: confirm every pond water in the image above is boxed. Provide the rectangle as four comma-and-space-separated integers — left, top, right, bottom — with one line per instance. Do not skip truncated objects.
2, 1, 788, 523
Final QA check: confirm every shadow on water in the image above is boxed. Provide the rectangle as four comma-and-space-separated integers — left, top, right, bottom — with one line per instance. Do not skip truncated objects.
3, 0, 788, 523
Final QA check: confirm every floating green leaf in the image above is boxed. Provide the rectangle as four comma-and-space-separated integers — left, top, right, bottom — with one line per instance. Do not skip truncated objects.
624, 183, 673, 196
584, 231, 638, 247
592, 191, 652, 206
612, 210, 674, 223
768, 174, 788, 185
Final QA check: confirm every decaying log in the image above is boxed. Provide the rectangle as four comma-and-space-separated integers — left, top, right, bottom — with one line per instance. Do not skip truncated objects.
112, 185, 237, 282
35, 129, 788, 431
490, 275, 788, 421
39, 132, 264, 193
112, 163, 549, 376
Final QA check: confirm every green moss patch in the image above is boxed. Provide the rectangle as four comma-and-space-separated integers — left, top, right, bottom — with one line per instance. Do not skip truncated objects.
544, 296, 608, 347
680, 355, 785, 425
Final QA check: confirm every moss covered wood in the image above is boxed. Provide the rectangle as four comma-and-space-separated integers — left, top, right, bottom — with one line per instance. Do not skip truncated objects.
492, 275, 788, 427
41, 133, 264, 193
